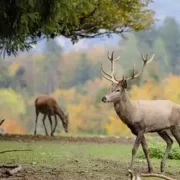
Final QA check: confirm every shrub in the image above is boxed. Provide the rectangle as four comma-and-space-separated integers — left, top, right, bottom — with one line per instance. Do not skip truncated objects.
137, 141, 180, 160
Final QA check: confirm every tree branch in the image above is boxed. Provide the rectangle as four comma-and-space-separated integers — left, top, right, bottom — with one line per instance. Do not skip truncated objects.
74, 28, 129, 39
128, 169, 176, 180
0, 149, 32, 154
79, 1, 101, 24
140, 173, 176, 180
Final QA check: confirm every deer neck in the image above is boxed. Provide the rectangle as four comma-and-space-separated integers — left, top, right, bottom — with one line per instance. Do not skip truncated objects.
56, 106, 65, 120
114, 90, 134, 125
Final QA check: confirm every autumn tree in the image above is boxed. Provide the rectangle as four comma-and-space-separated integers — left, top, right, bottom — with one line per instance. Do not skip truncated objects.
0, 0, 154, 57
42, 39, 63, 93
152, 37, 170, 76
160, 17, 180, 75
70, 54, 100, 87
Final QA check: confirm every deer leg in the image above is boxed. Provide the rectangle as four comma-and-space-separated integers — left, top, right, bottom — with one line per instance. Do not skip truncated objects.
52, 115, 58, 135
42, 114, 48, 136
171, 125, 180, 146
34, 111, 39, 135
129, 131, 144, 171
141, 135, 153, 173
48, 115, 54, 136
158, 131, 173, 172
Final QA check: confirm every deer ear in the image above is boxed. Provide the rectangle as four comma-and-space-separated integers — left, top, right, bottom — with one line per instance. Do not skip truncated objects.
120, 80, 127, 89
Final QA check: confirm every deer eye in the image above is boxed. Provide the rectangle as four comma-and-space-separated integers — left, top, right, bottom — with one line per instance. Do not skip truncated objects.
116, 89, 120, 92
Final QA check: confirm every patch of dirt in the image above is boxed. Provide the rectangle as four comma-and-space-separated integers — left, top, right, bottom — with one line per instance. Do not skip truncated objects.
0, 160, 132, 180
0, 135, 178, 180
0, 159, 179, 180
0, 134, 135, 179
0, 134, 134, 144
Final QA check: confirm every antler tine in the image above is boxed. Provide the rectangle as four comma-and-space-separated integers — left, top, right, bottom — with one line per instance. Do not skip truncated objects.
107, 51, 120, 62
132, 62, 136, 79
140, 52, 155, 64
109, 51, 120, 82
107, 51, 113, 61
101, 62, 114, 82
101, 51, 120, 83
147, 53, 155, 64
126, 53, 155, 81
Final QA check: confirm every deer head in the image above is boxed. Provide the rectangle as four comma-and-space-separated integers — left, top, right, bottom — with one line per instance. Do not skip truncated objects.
62, 112, 69, 133
101, 51, 155, 103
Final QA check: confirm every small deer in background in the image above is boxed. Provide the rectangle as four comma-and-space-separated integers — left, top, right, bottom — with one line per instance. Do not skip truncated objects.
34, 95, 69, 136
101, 51, 180, 173
0, 119, 5, 126
0, 119, 6, 134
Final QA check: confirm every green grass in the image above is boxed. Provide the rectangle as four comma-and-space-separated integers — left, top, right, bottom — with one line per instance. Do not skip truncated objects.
138, 141, 180, 160
0, 140, 179, 179
0, 141, 131, 166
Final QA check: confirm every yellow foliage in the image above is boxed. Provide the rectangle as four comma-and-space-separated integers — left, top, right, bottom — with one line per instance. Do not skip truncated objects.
164, 75, 180, 103
8, 62, 20, 76
6, 74, 180, 136
130, 75, 180, 105
0, 88, 25, 115
130, 78, 164, 100
105, 110, 130, 135
49, 79, 132, 135
0, 89, 26, 134
2, 118, 26, 134
52, 88, 79, 104
67, 104, 85, 133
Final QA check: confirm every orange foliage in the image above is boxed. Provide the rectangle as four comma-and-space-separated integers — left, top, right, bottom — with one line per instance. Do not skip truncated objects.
130, 75, 180, 104
163, 75, 180, 104
50, 79, 131, 135
2, 119, 26, 134
105, 110, 130, 135
52, 88, 80, 104
67, 104, 86, 134
130, 78, 164, 100
3, 70, 180, 136
8, 62, 20, 76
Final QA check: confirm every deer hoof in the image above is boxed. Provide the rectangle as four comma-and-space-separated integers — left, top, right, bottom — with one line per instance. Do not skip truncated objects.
126, 169, 133, 176
160, 162, 165, 172
148, 168, 153, 173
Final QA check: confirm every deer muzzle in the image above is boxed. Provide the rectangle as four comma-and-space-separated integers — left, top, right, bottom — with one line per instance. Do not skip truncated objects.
102, 96, 107, 103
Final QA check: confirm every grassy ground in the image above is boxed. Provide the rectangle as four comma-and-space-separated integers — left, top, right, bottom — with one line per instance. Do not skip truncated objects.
0, 136, 179, 179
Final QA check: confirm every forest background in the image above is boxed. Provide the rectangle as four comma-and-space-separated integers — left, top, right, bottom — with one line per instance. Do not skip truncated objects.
1, 16, 180, 136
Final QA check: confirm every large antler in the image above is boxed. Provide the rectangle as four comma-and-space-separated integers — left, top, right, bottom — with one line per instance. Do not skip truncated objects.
101, 51, 120, 83
126, 52, 155, 81
128, 169, 175, 180
101, 51, 155, 83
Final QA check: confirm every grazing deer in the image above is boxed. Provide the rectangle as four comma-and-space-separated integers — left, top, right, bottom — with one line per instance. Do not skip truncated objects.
101, 51, 180, 173
34, 95, 69, 136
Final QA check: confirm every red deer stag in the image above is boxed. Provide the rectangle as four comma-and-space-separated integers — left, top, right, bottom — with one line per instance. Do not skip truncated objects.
34, 95, 69, 136
101, 51, 180, 173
